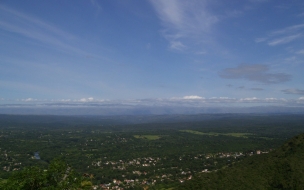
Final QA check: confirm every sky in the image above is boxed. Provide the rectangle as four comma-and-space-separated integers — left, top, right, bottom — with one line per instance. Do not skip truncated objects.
1, 0, 304, 114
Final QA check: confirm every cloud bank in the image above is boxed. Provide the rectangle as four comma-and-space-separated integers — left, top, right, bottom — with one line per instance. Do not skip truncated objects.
219, 64, 291, 84
282, 89, 304, 95
1, 95, 303, 108
1, 96, 304, 115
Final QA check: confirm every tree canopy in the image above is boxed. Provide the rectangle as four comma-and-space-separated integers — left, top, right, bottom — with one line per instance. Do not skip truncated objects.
178, 133, 304, 189
1, 158, 92, 190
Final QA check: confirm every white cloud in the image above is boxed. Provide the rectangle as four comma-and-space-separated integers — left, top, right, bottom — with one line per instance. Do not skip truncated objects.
60, 99, 71, 102
79, 97, 94, 102
170, 41, 186, 51
150, 0, 218, 51
265, 98, 277, 101
218, 97, 230, 99
299, 97, 304, 100
21, 98, 35, 102
183, 95, 205, 100
240, 97, 259, 102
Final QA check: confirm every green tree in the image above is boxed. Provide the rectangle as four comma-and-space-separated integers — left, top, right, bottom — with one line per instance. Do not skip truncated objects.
1, 158, 89, 190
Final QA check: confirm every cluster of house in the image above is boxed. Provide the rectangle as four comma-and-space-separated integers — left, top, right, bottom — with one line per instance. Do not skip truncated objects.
88, 150, 272, 189
1, 150, 24, 172
204, 150, 269, 159
92, 157, 162, 170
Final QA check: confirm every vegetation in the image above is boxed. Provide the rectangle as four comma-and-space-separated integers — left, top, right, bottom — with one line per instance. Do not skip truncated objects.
180, 130, 252, 138
0, 114, 303, 189
133, 135, 162, 140
178, 133, 304, 189
0, 158, 91, 190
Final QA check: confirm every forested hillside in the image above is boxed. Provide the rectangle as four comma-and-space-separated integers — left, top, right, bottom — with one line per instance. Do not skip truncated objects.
178, 133, 304, 190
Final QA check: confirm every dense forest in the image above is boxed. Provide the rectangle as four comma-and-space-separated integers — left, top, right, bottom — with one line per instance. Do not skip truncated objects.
178, 133, 304, 189
0, 114, 304, 189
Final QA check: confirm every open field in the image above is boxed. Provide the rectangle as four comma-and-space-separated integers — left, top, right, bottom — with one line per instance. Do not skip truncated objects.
180, 130, 252, 138
133, 135, 161, 140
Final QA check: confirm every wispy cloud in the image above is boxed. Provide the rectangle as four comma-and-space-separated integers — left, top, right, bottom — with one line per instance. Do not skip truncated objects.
271, 24, 304, 35
170, 41, 187, 51
296, 49, 304, 54
0, 5, 90, 56
268, 34, 301, 46
282, 88, 304, 95
257, 23, 304, 47
149, 0, 218, 51
0, 5, 76, 38
90, 0, 102, 12
219, 64, 291, 84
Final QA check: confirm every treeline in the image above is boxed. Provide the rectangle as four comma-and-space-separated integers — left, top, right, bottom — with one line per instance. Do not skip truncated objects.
1, 114, 304, 134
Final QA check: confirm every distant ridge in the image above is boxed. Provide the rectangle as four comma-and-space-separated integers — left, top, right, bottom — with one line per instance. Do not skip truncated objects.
1, 105, 304, 115
178, 133, 304, 189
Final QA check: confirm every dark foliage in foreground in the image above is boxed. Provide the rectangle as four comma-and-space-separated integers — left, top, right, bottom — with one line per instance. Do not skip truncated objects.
0, 158, 92, 190
178, 133, 304, 190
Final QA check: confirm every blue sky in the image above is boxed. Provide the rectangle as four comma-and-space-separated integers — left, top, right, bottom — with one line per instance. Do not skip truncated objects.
1, 0, 304, 112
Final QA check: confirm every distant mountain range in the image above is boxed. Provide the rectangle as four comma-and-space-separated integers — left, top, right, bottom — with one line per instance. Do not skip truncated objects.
1, 113, 304, 127
1, 105, 304, 115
